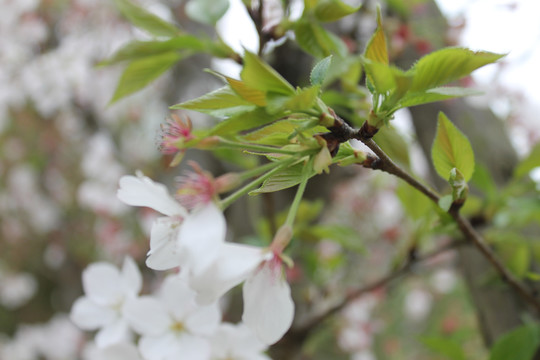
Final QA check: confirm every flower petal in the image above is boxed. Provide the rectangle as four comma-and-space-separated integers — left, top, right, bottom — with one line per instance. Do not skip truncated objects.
82, 263, 123, 305
242, 261, 295, 345
89, 343, 143, 360
159, 275, 197, 320
123, 296, 171, 336
190, 243, 267, 305
70, 297, 116, 330
121, 256, 142, 296
139, 333, 211, 360
146, 218, 182, 271
117, 174, 186, 217
95, 319, 131, 348
178, 203, 226, 275
211, 323, 270, 360
185, 302, 221, 336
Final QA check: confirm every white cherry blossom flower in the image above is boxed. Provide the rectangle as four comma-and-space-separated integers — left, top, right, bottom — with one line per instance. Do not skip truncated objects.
83, 342, 143, 360
191, 242, 294, 345
70, 257, 141, 347
124, 274, 221, 360
210, 323, 271, 360
117, 172, 226, 274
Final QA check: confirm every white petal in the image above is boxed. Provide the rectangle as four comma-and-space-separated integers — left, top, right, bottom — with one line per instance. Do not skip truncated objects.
93, 343, 142, 360
185, 303, 221, 336
146, 218, 182, 271
95, 319, 131, 348
139, 333, 211, 360
159, 275, 197, 320
123, 297, 171, 336
242, 261, 294, 345
190, 243, 267, 305
178, 203, 226, 275
121, 256, 142, 296
210, 323, 269, 359
117, 174, 186, 217
70, 297, 116, 330
82, 262, 123, 306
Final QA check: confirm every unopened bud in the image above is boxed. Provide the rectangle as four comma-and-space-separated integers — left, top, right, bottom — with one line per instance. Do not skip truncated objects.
319, 112, 336, 127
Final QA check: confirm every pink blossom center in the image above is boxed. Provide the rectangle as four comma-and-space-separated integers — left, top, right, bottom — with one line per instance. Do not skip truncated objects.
175, 165, 216, 210
159, 115, 194, 155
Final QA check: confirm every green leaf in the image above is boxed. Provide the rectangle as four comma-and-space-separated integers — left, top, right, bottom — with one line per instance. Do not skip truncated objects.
438, 195, 453, 212
314, 0, 361, 22
226, 76, 267, 106
250, 162, 316, 194
431, 112, 475, 182
210, 108, 276, 136
241, 51, 295, 95
396, 182, 432, 220
409, 47, 505, 92
397, 87, 482, 109
99, 35, 233, 66
420, 336, 467, 360
514, 142, 540, 179
497, 241, 530, 278
110, 52, 181, 104
363, 8, 388, 65
241, 120, 299, 146
170, 86, 256, 117
294, 20, 348, 58
113, 0, 180, 37
310, 56, 333, 86
373, 126, 410, 167
490, 324, 540, 360
185, 0, 229, 25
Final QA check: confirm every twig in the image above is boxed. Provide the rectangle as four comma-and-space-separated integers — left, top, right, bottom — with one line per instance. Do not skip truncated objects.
320, 110, 540, 313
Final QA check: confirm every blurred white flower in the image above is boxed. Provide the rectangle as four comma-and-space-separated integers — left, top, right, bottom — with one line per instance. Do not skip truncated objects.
124, 275, 220, 360
83, 342, 143, 360
403, 288, 433, 322
0, 271, 37, 309
117, 173, 226, 274
210, 323, 270, 360
430, 269, 458, 294
70, 257, 142, 347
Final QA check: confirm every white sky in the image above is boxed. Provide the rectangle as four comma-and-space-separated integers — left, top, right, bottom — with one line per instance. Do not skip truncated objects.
436, 0, 540, 106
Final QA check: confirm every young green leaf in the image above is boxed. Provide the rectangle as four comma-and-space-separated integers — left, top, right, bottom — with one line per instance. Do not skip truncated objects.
241, 51, 295, 95
490, 324, 540, 360
170, 86, 256, 117
513, 142, 540, 179
185, 0, 229, 25
113, 0, 180, 37
409, 47, 505, 92
210, 108, 276, 136
314, 0, 361, 22
363, 8, 388, 65
396, 87, 482, 109
250, 162, 316, 194
109, 52, 181, 104
420, 336, 467, 360
431, 112, 475, 181
310, 56, 333, 86
294, 20, 348, 58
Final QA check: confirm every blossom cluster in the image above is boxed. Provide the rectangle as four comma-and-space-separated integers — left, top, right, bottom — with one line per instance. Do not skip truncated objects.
70, 170, 296, 358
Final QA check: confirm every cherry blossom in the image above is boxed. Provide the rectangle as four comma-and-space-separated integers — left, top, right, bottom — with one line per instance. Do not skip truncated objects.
124, 274, 221, 360
190, 240, 294, 345
117, 172, 225, 274
70, 257, 141, 347
209, 323, 271, 360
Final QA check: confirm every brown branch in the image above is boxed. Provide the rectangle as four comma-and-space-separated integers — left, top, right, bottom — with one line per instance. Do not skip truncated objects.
321, 110, 540, 314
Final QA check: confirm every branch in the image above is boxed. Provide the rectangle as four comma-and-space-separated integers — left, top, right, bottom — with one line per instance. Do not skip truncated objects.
321, 110, 540, 314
